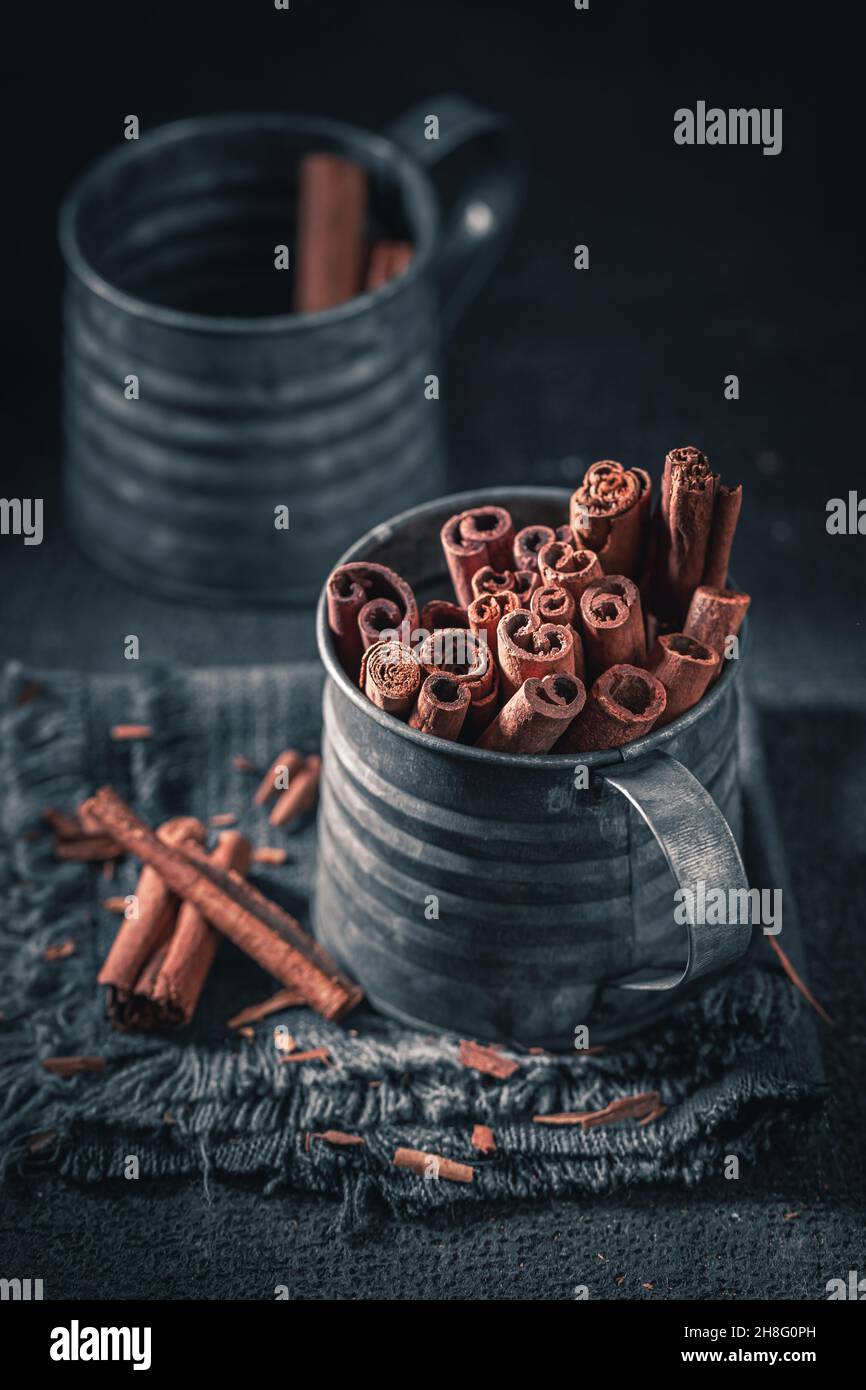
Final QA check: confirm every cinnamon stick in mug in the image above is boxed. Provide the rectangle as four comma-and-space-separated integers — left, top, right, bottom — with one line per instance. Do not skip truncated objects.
497, 609, 576, 701
440, 505, 515, 606
361, 640, 422, 716
570, 459, 652, 577
537, 540, 603, 605
579, 575, 647, 678
467, 589, 521, 648
513, 524, 556, 573
648, 633, 720, 726
365, 240, 413, 292
476, 672, 586, 754
556, 665, 666, 753
294, 154, 368, 313
409, 675, 471, 741
683, 585, 751, 660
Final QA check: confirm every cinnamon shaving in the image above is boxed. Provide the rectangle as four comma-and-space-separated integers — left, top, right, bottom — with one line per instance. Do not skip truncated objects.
458, 1039, 520, 1080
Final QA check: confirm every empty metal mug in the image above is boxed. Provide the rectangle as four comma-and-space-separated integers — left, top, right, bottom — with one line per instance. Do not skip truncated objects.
58, 98, 521, 604
314, 487, 751, 1048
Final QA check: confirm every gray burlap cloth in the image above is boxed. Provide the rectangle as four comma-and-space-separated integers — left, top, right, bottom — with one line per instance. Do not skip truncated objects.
0, 661, 824, 1224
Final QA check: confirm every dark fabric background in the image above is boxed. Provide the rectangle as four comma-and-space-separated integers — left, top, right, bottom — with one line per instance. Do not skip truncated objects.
1, 0, 863, 1299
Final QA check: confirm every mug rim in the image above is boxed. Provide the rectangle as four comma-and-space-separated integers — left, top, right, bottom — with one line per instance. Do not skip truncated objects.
57, 110, 440, 336
316, 484, 747, 770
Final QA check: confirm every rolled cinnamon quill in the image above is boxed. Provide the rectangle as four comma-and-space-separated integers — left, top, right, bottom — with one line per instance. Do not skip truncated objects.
513, 524, 556, 573
496, 609, 576, 701
651, 446, 718, 625
476, 672, 586, 754
97, 816, 206, 1016
702, 483, 743, 589
530, 583, 576, 630
440, 505, 515, 606
579, 575, 647, 678
357, 597, 402, 651
467, 590, 521, 648
537, 540, 603, 605
326, 561, 418, 679
462, 662, 500, 740
294, 153, 367, 313
360, 640, 422, 716
409, 675, 471, 741
556, 665, 666, 753
683, 585, 751, 660
142, 830, 253, 1029
470, 566, 516, 599
648, 633, 720, 726
83, 787, 362, 1021
570, 460, 652, 577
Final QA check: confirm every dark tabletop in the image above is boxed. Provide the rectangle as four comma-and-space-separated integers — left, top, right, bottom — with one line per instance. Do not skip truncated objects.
1, 0, 863, 1300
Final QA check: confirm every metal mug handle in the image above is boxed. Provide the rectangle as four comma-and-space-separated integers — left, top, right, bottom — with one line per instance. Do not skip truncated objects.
602, 750, 752, 991
386, 93, 523, 333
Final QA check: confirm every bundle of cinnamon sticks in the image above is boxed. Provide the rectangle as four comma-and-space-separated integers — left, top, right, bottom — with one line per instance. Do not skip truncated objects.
292, 152, 413, 313
65, 786, 361, 1033
326, 448, 750, 754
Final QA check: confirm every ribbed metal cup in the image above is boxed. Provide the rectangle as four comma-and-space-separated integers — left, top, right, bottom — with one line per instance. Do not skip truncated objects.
58, 106, 517, 604
315, 487, 749, 1048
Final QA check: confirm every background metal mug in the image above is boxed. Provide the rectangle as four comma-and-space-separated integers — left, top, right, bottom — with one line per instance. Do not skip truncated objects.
314, 487, 752, 1048
58, 98, 521, 605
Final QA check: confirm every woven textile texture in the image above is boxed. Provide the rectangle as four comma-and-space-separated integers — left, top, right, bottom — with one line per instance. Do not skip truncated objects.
0, 661, 824, 1226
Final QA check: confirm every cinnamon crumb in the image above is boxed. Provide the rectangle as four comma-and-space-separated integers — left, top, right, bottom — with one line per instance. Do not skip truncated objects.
767, 935, 834, 1025
280, 1048, 331, 1065
110, 724, 153, 741
42, 939, 76, 961
458, 1039, 520, 1080
471, 1123, 496, 1154
252, 847, 288, 865
209, 812, 237, 827
232, 754, 259, 773
312, 1130, 365, 1147
227, 987, 305, 1029
41, 1056, 105, 1078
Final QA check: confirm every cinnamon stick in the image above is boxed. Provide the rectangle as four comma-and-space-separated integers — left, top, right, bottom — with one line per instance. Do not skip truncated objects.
570, 460, 652, 576
537, 540, 603, 606
703, 483, 743, 588
440, 505, 515, 606
579, 574, 647, 679
476, 673, 586, 754
467, 590, 521, 648
360, 640, 422, 716
294, 153, 367, 313
530, 583, 576, 631
83, 787, 363, 1022
513, 523, 556, 573
496, 609, 576, 702
683, 585, 751, 660
471, 1124, 497, 1154
409, 674, 471, 741
326, 561, 418, 678
97, 817, 207, 1019
555, 665, 666, 753
145, 831, 253, 1028
648, 633, 720, 726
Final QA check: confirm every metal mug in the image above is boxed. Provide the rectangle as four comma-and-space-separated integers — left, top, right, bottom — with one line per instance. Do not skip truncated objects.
58, 97, 521, 604
314, 487, 751, 1048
